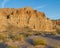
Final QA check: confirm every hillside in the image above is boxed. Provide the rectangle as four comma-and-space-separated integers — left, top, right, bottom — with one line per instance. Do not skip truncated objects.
0, 7, 60, 48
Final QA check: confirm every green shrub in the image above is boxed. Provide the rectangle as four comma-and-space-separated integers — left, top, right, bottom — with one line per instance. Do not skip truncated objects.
33, 37, 47, 46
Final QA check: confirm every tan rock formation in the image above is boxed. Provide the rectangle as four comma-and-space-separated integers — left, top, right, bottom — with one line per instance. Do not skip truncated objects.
52, 19, 60, 25
0, 7, 54, 32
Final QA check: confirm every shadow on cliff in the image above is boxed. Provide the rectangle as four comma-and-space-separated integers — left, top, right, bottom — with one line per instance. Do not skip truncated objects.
0, 42, 7, 48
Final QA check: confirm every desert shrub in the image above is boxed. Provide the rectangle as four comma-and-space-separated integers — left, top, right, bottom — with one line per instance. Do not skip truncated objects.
27, 31, 42, 36
0, 34, 4, 40
26, 31, 34, 36
8, 45, 18, 48
23, 34, 29, 37
54, 46, 60, 48
11, 35, 21, 41
0, 34, 7, 40
34, 31, 42, 35
3, 38, 11, 42
51, 31, 58, 36
0, 33, 10, 43
11, 34, 25, 41
33, 37, 47, 46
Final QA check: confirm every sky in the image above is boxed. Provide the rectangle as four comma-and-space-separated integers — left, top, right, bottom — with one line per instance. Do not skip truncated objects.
0, 0, 60, 19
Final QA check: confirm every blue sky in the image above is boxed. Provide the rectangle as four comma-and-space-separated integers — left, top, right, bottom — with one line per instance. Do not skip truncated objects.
0, 0, 60, 19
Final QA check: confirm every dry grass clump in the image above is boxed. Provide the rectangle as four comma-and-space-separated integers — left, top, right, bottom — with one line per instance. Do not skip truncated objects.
10, 34, 25, 41
0, 33, 9, 40
54, 46, 60, 48
8, 45, 18, 48
33, 31, 42, 35
26, 31, 42, 36
51, 31, 58, 36
0, 33, 11, 43
33, 37, 47, 46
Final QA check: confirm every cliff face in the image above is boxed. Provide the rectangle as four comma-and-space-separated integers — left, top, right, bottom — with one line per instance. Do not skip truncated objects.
52, 20, 60, 26
52, 20, 60, 32
0, 7, 54, 32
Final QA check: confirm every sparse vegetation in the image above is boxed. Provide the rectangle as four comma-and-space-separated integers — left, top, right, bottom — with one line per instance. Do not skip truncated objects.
10, 34, 26, 41
34, 31, 42, 35
33, 37, 47, 46
54, 46, 60, 48
0, 7, 60, 48
3, 38, 11, 42
0, 33, 8, 40
51, 31, 58, 36
8, 45, 18, 48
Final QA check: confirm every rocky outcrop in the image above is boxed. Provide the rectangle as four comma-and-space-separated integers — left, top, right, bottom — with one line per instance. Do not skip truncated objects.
52, 19, 60, 25
52, 19, 60, 32
0, 7, 54, 32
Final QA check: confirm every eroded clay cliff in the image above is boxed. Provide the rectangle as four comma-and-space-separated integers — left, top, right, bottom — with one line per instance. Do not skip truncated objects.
0, 7, 54, 32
